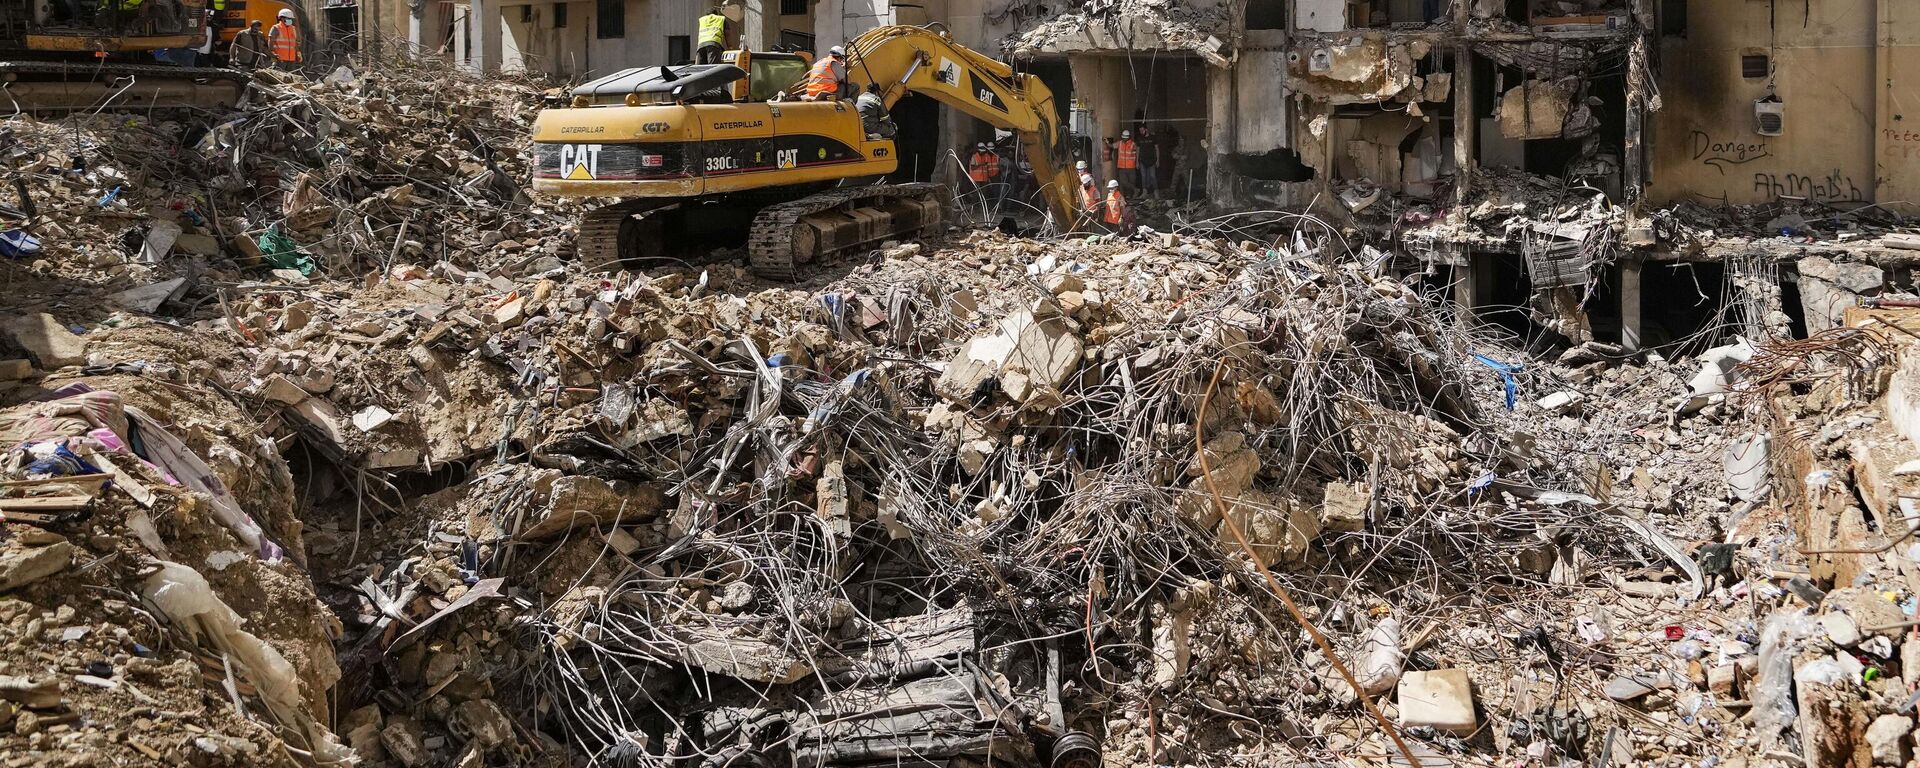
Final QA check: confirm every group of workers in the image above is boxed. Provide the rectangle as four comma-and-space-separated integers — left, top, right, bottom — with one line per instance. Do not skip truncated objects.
1104, 126, 1178, 200
1075, 159, 1134, 232
691, 9, 1158, 229
183, 7, 301, 70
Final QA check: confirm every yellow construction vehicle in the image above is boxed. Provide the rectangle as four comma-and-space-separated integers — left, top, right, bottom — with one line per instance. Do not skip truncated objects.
530, 24, 1079, 280
0, 0, 296, 112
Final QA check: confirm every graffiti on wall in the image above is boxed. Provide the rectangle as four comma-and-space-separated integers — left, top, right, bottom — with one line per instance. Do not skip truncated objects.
1886, 128, 1920, 161
1752, 170, 1868, 203
1691, 130, 1771, 172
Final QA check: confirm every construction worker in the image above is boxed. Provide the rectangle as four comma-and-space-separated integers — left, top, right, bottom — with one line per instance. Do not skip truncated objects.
1075, 160, 1098, 214
855, 83, 893, 139
696, 5, 728, 64
232, 18, 268, 69
802, 46, 847, 101
1136, 126, 1159, 199
1102, 179, 1131, 231
194, 9, 216, 66
967, 143, 998, 185
269, 8, 299, 70
1114, 129, 1139, 193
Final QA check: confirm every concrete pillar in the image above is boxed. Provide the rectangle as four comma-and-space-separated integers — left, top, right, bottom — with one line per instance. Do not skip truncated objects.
1450, 0, 1474, 215
408, 1, 424, 56
739, 0, 779, 51
1620, 258, 1644, 352
1205, 63, 1238, 208
1455, 247, 1489, 325
464, 0, 502, 72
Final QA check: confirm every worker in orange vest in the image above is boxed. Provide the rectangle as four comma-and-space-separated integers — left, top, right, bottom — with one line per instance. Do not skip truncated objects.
1075, 160, 1098, 217
803, 46, 848, 101
1102, 179, 1132, 232
967, 143, 997, 184
269, 8, 299, 69
1114, 129, 1139, 193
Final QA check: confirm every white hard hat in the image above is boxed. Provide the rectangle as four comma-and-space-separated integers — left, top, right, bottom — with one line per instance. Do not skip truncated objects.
277, 8, 293, 18
976, 142, 987, 150
1075, 160, 1087, 170
828, 45, 846, 57
1121, 130, 1131, 138
1107, 179, 1119, 188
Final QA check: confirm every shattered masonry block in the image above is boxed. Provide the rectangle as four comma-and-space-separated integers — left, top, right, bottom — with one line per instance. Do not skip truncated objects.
1398, 669, 1477, 735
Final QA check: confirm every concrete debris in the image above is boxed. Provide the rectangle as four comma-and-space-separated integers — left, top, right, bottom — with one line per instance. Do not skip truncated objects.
0, 314, 86, 370
0, 541, 73, 592
1398, 669, 1478, 735
8, 31, 1920, 768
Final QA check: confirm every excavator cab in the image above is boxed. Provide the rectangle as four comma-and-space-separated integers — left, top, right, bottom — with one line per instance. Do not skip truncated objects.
724, 49, 811, 103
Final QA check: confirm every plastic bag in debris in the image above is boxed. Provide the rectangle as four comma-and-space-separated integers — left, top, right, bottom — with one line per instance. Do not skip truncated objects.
1354, 616, 1404, 694
322, 66, 360, 89
1472, 354, 1522, 410
142, 561, 353, 763
0, 229, 41, 259
257, 224, 316, 276
1751, 609, 1821, 755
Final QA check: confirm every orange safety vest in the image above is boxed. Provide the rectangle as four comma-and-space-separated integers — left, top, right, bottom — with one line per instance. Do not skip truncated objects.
1115, 139, 1138, 169
968, 152, 998, 183
1078, 174, 1097, 209
804, 56, 840, 100
271, 21, 298, 62
1103, 189, 1125, 225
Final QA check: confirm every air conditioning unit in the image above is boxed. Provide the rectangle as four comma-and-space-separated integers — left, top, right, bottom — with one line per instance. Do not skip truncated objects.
1754, 93, 1784, 136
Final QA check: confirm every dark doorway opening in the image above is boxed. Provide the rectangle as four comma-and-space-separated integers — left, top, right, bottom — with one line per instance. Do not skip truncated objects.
886, 92, 940, 183
1642, 261, 1730, 354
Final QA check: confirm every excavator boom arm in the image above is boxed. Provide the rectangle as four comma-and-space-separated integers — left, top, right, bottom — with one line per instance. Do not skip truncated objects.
843, 25, 1079, 227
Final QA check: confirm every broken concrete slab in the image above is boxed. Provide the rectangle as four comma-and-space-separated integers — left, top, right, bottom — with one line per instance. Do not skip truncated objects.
108, 277, 190, 313
935, 310, 1084, 405
1320, 480, 1370, 533
0, 675, 61, 710
0, 542, 75, 592
0, 314, 86, 369
519, 476, 667, 541
1398, 669, 1477, 735
1797, 257, 1883, 333
1867, 714, 1912, 766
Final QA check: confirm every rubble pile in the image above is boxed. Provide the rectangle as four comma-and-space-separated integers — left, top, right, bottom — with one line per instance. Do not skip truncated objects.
2, 56, 582, 311
176, 214, 1791, 767
4, 56, 1912, 768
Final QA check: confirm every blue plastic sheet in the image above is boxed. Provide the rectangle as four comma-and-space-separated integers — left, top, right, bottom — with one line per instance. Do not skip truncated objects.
1472, 354, 1522, 410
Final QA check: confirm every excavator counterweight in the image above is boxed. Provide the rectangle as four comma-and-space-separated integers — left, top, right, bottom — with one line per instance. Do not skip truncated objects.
530, 25, 1080, 279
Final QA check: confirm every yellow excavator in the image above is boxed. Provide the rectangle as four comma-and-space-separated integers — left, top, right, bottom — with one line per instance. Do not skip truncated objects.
0, 0, 301, 112
530, 23, 1080, 280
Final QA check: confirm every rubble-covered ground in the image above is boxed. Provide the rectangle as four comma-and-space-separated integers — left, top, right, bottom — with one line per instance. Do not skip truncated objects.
0, 57, 1915, 768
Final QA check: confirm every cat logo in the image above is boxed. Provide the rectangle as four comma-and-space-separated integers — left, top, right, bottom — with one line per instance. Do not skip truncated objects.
558, 144, 602, 180
935, 58, 960, 86
776, 148, 798, 169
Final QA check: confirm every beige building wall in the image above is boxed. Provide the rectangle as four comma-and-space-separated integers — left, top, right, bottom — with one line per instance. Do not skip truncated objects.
501, 1, 592, 75
1650, 0, 1917, 214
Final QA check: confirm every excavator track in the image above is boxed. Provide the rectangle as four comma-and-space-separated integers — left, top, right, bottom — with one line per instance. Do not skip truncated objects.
747, 183, 944, 282
574, 199, 677, 269
0, 61, 248, 112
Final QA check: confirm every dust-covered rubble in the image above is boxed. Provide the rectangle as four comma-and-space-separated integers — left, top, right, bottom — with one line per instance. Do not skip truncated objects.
0, 54, 1904, 768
